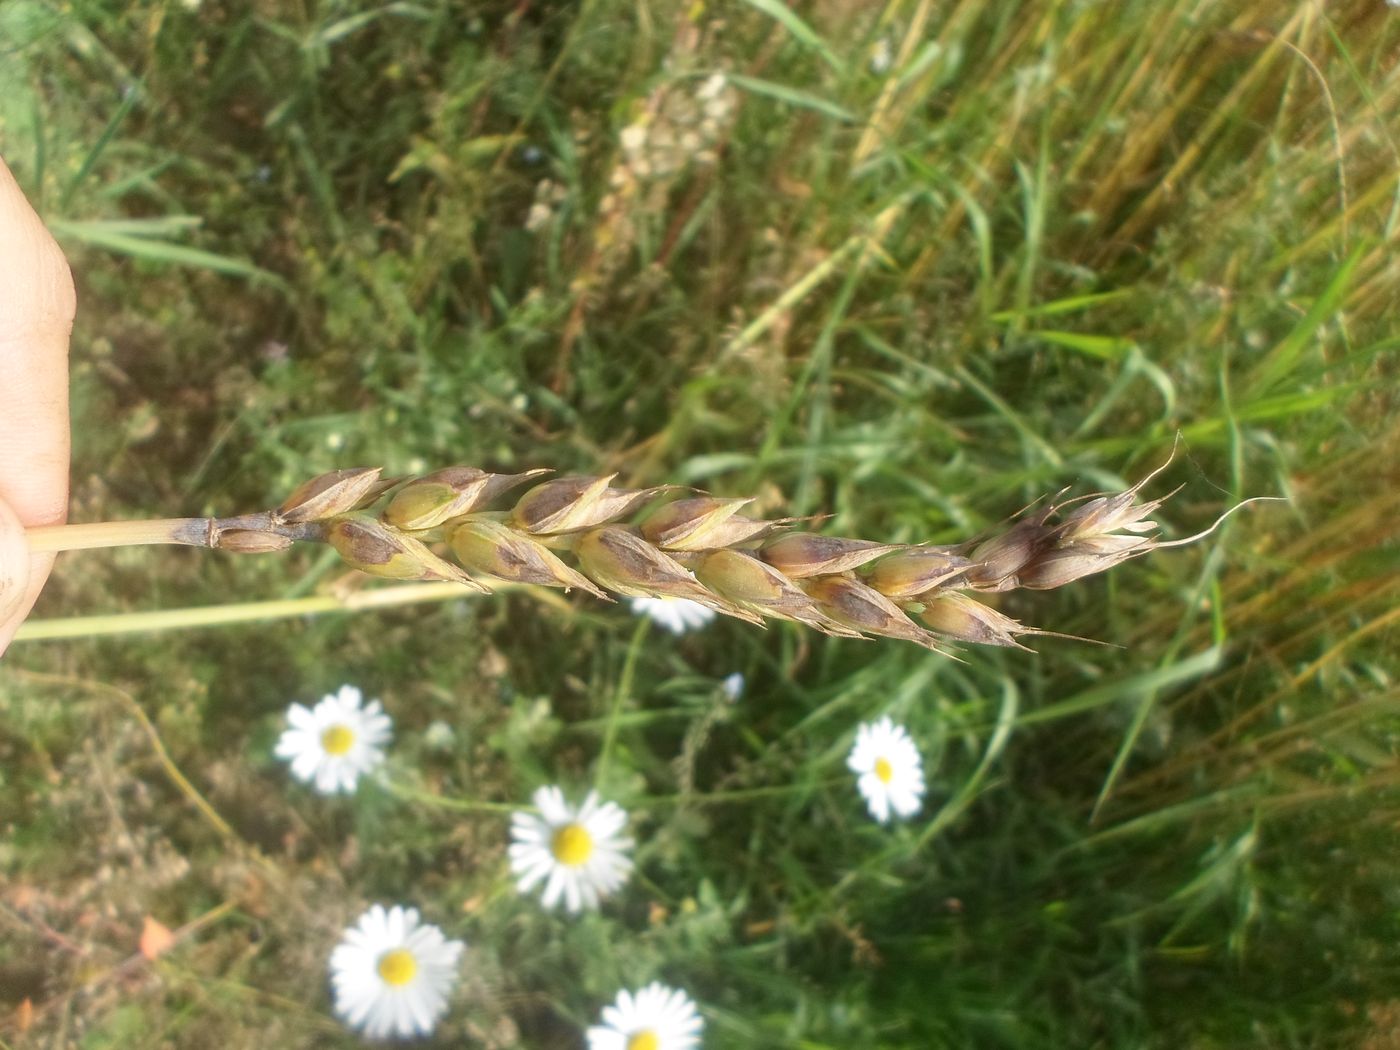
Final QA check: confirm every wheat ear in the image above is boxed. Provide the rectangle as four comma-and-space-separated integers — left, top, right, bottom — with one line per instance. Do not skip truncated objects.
25, 459, 1268, 651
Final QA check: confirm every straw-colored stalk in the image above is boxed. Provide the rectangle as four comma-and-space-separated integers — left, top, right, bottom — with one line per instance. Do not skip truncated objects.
24, 458, 1263, 652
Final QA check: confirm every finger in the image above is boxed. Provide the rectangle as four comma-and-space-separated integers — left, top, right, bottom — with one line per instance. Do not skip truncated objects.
0, 155, 75, 529
0, 155, 75, 658
0, 494, 36, 656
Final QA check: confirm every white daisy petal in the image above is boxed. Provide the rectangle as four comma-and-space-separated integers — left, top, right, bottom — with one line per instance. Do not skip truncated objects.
274, 685, 392, 795
535, 785, 571, 824
601, 1004, 628, 1030
360, 905, 387, 939
892, 790, 921, 818
401, 990, 427, 1036
286, 703, 316, 730
345, 994, 376, 1029
848, 717, 926, 824
563, 872, 584, 913
511, 854, 553, 893
721, 672, 745, 701
588, 804, 629, 839
588, 982, 704, 1050
510, 786, 634, 913
328, 903, 464, 1040
630, 595, 716, 635
286, 747, 316, 778
274, 728, 311, 758
541, 865, 569, 910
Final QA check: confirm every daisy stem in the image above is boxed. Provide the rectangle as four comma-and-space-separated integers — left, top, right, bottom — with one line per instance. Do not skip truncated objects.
642, 777, 848, 806
380, 779, 524, 814
595, 616, 651, 788
11, 668, 240, 844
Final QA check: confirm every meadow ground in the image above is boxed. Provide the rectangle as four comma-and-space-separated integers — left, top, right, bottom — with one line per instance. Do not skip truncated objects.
1, 1, 1398, 1047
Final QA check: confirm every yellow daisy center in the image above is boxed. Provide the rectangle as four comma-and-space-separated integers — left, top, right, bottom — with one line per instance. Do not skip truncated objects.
551, 823, 594, 867
626, 1031, 660, 1050
321, 724, 356, 756
376, 948, 418, 986
874, 756, 894, 784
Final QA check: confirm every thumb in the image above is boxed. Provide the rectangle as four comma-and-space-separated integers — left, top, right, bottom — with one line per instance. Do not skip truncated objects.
0, 495, 33, 657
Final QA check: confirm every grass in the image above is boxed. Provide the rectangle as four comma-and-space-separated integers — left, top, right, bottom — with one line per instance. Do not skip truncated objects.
1, 0, 1398, 1046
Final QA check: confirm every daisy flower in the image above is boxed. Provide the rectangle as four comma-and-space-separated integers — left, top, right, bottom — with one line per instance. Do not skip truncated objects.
586, 982, 704, 1050
509, 786, 634, 912
630, 596, 715, 635
328, 903, 465, 1040
720, 672, 745, 702
846, 716, 925, 824
274, 685, 392, 794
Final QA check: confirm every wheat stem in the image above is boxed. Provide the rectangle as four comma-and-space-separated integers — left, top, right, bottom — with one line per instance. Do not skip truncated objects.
24, 514, 324, 553
25, 518, 208, 552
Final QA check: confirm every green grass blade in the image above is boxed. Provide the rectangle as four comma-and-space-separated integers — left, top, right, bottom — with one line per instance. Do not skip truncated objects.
738, 0, 848, 75
50, 220, 288, 288
1017, 647, 1224, 728
307, 3, 432, 49
1248, 245, 1365, 394
918, 677, 1020, 848
989, 289, 1133, 321
727, 73, 855, 122
59, 83, 139, 212
1028, 329, 1135, 360
953, 364, 1064, 467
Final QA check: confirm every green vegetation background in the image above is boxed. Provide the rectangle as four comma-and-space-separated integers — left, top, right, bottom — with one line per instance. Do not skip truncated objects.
1, 1, 1397, 1047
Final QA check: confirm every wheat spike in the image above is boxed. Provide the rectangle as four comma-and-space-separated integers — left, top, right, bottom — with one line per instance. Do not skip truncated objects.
261, 457, 1218, 651
25, 455, 1251, 651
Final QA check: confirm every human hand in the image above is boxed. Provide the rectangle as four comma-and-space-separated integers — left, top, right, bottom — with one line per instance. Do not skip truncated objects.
0, 156, 76, 657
